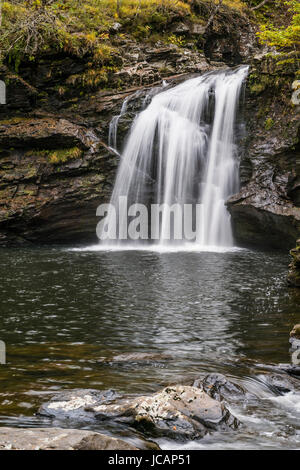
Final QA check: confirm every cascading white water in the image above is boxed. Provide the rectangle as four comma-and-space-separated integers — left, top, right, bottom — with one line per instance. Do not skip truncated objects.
100, 66, 248, 249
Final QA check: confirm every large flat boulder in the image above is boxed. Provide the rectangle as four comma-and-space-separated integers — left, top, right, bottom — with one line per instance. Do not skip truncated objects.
0, 427, 138, 450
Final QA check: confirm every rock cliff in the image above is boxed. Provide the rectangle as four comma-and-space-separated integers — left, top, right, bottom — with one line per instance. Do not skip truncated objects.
0, 2, 299, 251
227, 53, 300, 250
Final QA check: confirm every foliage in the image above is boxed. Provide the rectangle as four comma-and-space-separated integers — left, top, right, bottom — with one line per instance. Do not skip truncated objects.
0, 1, 123, 68
166, 34, 186, 47
33, 146, 83, 164
0, 1, 194, 67
222, 0, 245, 11
256, 1, 300, 50
0, 0, 298, 68
264, 117, 274, 130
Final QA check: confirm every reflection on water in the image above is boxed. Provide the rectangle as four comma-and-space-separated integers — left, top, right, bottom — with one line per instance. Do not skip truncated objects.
0, 246, 299, 449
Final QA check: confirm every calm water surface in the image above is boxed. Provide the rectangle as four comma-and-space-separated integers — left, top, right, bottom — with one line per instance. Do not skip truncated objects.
0, 246, 299, 449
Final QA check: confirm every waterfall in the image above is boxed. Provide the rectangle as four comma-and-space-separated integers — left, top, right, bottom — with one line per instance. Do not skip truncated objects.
99, 66, 248, 250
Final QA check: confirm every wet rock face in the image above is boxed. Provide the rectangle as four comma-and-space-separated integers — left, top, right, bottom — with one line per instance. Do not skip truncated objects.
0, 139, 117, 245
0, 427, 137, 450
227, 54, 300, 250
204, 9, 257, 65
39, 385, 240, 441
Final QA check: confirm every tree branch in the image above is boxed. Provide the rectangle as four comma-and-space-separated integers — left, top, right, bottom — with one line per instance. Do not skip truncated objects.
251, 0, 269, 11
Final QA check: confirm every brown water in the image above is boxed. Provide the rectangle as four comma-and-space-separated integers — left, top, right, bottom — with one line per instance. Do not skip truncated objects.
0, 246, 299, 449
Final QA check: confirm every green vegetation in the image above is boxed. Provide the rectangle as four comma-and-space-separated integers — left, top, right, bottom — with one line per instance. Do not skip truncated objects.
29, 147, 83, 164
255, 1, 300, 51
0, 0, 298, 72
0, 0, 194, 69
264, 117, 274, 130
0, 1, 260, 67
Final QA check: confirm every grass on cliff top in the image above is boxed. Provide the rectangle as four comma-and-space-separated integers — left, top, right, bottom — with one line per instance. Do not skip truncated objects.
0, 0, 192, 68
0, 0, 298, 71
0, 0, 251, 68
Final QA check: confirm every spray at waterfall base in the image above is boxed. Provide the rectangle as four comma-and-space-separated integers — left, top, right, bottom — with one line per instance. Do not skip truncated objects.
96, 196, 233, 243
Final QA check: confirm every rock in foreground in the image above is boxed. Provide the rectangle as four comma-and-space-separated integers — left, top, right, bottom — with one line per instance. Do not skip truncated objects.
0, 427, 137, 450
106, 385, 240, 439
39, 385, 240, 441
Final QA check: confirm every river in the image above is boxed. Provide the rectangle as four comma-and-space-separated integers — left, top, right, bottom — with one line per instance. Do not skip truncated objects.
0, 246, 299, 449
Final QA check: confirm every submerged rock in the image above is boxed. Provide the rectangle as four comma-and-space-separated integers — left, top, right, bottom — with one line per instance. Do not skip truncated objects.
193, 373, 250, 402
39, 388, 119, 422
99, 352, 173, 368
0, 427, 137, 450
255, 372, 300, 395
276, 364, 300, 378
39, 385, 240, 441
